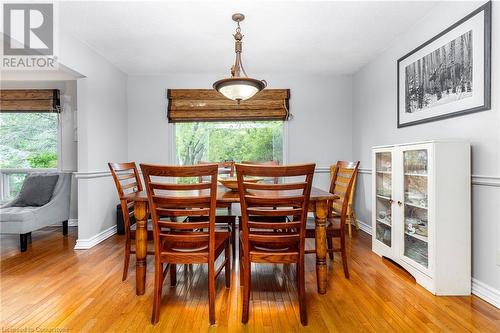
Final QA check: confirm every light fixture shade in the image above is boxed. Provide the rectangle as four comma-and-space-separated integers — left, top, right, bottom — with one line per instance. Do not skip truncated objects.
213, 77, 267, 102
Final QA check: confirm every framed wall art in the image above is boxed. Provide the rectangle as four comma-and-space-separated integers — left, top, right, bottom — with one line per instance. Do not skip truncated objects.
397, 1, 491, 128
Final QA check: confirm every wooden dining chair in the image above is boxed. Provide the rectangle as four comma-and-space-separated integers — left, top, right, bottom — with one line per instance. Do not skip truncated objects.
195, 161, 236, 256
236, 163, 315, 326
305, 161, 359, 278
331, 161, 360, 237
108, 162, 154, 281
140, 163, 231, 325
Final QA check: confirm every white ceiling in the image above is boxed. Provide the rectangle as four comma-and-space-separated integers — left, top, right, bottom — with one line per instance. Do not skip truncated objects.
60, 1, 441, 76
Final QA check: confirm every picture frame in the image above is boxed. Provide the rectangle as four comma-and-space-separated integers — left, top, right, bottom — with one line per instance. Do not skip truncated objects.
397, 1, 491, 128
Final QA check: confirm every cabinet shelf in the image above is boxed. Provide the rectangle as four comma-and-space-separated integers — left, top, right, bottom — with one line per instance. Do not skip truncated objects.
376, 194, 391, 201
376, 218, 391, 227
376, 170, 392, 175
405, 201, 428, 210
405, 231, 428, 243
404, 173, 427, 177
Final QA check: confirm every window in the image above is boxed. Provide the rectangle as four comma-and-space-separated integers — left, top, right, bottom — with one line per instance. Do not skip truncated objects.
0, 112, 59, 198
175, 121, 283, 166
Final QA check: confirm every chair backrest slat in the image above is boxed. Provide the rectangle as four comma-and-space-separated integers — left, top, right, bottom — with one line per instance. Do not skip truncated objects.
248, 221, 302, 230
117, 173, 136, 181
244, 195, 304, 207
152, 195, 211, 206
236, 163, 315, 252
248, 234, 301, 244
243, 181, 306, 191
149, 182, 212, 191
246, 207, 303, 216
156, 207, 210, 217
141, 163, 218, 255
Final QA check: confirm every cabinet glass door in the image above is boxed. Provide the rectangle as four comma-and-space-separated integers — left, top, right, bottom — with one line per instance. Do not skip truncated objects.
402, 149, 429, 268
375, 152, 392, 247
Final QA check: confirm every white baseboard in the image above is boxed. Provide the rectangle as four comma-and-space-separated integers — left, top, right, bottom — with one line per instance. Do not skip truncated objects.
357, 219, 500, 309
74, 225, 116, 250
356, 219, 372, 235
68, 219, 78, 227
472, 278, 500, 309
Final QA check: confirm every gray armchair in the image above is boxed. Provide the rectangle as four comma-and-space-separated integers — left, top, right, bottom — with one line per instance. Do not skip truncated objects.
0, 172, 71, 251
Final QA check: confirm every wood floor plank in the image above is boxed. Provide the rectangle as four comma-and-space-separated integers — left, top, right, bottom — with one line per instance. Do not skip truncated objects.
1, 226, 499, 332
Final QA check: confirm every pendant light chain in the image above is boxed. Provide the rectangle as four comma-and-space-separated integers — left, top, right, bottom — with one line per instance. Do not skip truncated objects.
232, 21, 248, 78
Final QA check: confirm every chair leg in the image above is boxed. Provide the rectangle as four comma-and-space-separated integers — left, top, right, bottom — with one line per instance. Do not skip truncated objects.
20, 233, 29, 252
170, 264, 177, 286
352, 209, 359, 230
62, 220, 68, 236
239, 239, 244, 287
327, 236, 334, 260
348, 218, 352, 238
122, 236, 131, 281
208, 260, 216, 325
340, 229, 349, 279
151, 262, 163, 324
241, 258, 251, 324
225, 241, 231, 288
297, 260, 308, 326
230, 220, 236, 258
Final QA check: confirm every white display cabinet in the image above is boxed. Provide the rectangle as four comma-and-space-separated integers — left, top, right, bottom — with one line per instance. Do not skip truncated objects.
372, 140, 471, 295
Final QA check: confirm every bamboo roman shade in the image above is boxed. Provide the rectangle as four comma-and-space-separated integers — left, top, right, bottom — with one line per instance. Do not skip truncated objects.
0, 89, 61, 113
167, 89, 290, 122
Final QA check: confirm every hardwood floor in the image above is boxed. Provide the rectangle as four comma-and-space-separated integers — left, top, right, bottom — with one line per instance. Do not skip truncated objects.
1, 226, 499, 332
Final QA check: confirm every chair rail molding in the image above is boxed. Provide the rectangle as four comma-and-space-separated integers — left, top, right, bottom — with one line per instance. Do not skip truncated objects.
73, 170, 112, 179
75, 166, 335, 179
73, 167, 500, 187
356, 168, 500, 187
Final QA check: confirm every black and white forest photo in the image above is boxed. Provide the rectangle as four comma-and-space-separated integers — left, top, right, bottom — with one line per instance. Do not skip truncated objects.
404, 31, 472, 114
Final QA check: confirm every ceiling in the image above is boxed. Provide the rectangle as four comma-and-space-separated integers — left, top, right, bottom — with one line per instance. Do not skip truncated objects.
60, 1, 441, 76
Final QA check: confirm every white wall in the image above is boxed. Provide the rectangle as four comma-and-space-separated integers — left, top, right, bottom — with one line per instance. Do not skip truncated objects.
0, 80, 79, 220
352, 1, 500, 302
127, 73, 353, 189
58, 31, 128, 246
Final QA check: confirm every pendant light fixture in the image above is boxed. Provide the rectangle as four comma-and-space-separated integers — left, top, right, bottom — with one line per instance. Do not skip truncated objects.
213, 13, 266, 103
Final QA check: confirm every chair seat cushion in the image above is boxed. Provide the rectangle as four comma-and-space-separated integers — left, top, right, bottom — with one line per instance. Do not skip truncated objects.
0, 206, 40, 234
0, 206, 37, 223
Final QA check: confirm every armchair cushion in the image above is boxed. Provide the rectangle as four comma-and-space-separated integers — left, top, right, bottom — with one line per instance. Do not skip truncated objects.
11, 174, 59, 207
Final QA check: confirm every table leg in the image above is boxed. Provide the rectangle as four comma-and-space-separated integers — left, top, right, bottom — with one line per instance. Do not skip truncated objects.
134, 201, 148, 296
314, 199, 328, 294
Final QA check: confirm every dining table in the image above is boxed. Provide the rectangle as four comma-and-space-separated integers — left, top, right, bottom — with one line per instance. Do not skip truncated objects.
123, 185, 336, 296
